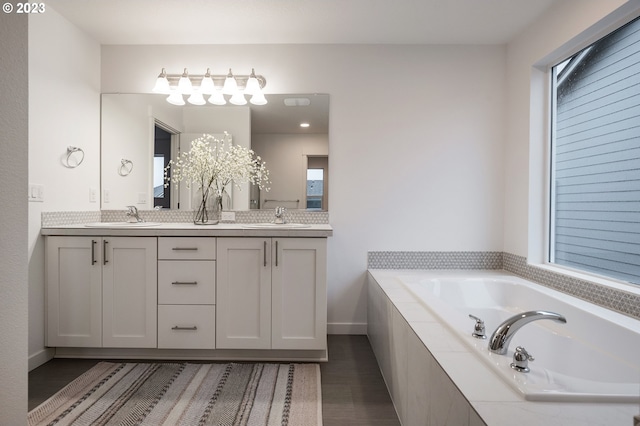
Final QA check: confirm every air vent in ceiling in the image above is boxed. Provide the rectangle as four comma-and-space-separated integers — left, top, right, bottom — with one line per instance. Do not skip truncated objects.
283, 97, 311, 106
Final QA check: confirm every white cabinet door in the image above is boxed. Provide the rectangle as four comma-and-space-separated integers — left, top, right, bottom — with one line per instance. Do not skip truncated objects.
272, 238, 327, 350
216, 238, 271, 349
216, 237, 328, 351
46, 237, 102, 347
102, 237, 157, 348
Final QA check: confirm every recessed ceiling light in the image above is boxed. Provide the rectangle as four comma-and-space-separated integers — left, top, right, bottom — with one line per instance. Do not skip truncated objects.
284, 97, 311, 106
300, 122, 310, 128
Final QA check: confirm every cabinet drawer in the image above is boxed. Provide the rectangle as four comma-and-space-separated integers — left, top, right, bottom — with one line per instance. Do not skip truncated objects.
158, 261, 215, 304
158, 237, 216, 260
158, 305, 215, 349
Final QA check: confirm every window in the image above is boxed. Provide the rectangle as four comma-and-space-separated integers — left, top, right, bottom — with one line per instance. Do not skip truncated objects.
550, 16, 640, 284
306, 168, 324, 210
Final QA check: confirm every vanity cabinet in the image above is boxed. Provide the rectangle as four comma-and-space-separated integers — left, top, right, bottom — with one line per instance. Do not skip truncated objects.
216, 237, 327, 350
46, 236, 157, 348
157, 237, 216, 349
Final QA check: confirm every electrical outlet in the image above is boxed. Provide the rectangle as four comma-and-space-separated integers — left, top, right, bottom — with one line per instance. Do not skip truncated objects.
220, 211, 235, 222
103, 189, 111, 203
89, 187, 98, 203
138, 192, 147, 204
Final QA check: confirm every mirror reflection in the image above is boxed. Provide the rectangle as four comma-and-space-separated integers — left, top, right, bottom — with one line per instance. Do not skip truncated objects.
100, 93, 329, 211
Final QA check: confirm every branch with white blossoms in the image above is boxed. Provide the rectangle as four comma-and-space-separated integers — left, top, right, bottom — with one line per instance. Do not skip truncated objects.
164, 133, 270, 195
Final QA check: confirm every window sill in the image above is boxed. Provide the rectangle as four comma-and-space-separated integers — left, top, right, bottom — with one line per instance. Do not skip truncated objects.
529, 261, 640, 297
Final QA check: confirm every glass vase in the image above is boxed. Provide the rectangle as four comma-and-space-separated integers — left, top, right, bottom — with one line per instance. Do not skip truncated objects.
193, 186, 220, 225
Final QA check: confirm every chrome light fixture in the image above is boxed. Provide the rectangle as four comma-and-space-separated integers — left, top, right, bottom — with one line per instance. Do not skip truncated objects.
152, 68, 170, 94
153, 68, 268, 106
244, 68, 260, 95
200, 68, 215, 94
177, 68, 192, 94
222, 69, 238, 95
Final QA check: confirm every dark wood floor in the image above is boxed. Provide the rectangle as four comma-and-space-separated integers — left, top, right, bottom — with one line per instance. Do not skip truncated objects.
29, 335, 401, 425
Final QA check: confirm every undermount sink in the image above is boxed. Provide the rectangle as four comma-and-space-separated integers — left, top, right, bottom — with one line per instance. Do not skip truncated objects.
84, 222, 161, 228
241, 223, 311, 229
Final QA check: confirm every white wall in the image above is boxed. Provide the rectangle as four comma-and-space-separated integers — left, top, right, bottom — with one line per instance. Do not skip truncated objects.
503, 0, 630, 258
102, 44, 506, 332
28, 9, 101, 367
252, 133, 329, 209
0, 12, 28, 424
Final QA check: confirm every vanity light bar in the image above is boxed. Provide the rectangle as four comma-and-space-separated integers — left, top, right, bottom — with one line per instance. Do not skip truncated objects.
153, 68, 268, 106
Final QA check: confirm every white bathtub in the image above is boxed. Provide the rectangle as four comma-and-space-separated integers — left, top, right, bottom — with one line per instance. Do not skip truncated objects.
398, 273, 640, 403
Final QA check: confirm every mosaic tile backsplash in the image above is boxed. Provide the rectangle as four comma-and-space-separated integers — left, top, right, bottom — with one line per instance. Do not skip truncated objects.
368, 251, 640, 321
42, 209, 329, 227
368, 251, 503, 270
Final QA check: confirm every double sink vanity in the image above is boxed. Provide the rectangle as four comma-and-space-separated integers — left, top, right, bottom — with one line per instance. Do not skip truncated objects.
42, 220, 332, 361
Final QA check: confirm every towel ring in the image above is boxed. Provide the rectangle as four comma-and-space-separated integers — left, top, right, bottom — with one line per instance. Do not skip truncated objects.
118, 159, 133, 176
64, 146, 85, 168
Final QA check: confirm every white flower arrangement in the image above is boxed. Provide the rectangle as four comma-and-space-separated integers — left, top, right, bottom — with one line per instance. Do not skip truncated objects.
164, 132, 270, 222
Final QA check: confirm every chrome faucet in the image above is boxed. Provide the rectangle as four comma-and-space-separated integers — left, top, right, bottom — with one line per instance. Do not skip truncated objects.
126, 205, 144, 223
273, 206, 287, 224
488, 310, 566, 355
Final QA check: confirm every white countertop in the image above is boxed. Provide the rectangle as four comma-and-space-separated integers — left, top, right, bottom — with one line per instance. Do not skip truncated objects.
41, 222, 333, 237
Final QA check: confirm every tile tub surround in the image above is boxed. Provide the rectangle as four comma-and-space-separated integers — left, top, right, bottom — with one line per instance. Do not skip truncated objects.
42, 209, 329, 227
368, 251, 640, 321
367, 270, 640, 426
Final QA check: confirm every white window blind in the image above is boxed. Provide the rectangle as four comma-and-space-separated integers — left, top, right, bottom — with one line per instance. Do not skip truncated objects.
551, 16, 640, 284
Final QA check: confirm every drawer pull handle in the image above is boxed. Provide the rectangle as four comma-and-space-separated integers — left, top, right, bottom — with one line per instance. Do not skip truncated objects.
171, 281, 198, 285
171, 326, 198, 331
172, 247, 198, 251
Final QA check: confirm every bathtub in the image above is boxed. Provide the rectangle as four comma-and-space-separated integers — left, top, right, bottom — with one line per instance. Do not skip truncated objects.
397, 273, 640, 403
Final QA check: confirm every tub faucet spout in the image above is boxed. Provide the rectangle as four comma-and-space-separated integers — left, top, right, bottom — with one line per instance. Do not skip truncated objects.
488, 310, 566, 355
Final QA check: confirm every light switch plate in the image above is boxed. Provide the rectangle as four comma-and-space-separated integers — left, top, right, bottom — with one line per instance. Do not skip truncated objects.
220, 211, 235, 222
28, 184, 44, 202
89, 187, 98, 203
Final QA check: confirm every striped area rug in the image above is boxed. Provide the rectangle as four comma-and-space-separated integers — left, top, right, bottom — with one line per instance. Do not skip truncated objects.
28, 362, 322, 426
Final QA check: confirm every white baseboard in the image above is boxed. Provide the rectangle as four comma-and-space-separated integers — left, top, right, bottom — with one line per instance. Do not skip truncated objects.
327, 322, 367, 335
29, 347, 55, 371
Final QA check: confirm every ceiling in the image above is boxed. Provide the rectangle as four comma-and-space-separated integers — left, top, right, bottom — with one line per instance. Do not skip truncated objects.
250, 94, 330, 134
49, 0, 558, 135
47, 0, 559, 46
